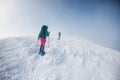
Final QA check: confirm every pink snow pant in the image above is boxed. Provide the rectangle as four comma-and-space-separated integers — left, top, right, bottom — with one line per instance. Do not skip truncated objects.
39, 38, 46, 47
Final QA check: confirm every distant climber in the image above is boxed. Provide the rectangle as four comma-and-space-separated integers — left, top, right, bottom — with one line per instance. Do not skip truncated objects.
38, 25, 50, 56
58, 32, 61, 40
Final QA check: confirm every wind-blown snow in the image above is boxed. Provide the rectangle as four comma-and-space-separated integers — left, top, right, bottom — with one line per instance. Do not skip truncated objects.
0, 37, 120, 80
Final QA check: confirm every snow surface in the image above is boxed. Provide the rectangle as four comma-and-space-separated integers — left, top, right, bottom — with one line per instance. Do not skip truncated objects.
0, 37, 120, 80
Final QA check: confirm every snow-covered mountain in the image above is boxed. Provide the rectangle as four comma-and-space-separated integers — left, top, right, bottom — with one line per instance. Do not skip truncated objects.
0, 37, 120, 80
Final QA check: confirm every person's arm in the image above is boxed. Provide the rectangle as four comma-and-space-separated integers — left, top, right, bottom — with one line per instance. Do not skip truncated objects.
46, 31, 50, 37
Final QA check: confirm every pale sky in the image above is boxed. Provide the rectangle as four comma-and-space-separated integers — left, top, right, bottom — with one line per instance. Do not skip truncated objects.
0, 0, 120, 51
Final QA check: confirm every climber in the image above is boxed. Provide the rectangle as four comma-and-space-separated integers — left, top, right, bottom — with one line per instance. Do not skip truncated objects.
38, 25, 50, 56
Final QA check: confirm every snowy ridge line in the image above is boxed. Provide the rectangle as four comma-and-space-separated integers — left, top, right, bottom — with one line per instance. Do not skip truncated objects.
0, 37, 120, 80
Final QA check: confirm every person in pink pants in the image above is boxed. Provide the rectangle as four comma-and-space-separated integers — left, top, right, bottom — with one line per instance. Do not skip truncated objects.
38, 25, 50, 53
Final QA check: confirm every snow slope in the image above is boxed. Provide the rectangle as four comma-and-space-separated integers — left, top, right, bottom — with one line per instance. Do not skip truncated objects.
0, 37, 120, 80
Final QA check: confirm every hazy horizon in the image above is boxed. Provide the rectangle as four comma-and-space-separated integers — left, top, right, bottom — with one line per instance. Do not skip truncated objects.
0, 0, 120, 51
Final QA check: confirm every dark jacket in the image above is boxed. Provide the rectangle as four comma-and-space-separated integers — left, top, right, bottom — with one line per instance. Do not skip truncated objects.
38, 25, 49, 40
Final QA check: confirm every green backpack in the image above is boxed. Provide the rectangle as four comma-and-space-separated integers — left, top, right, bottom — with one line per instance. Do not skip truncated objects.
38, 25, 49, 39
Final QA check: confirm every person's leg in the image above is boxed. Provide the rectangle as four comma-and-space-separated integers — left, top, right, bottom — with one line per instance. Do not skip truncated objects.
42, 46, 44, 52
40, 44, 42, 51
41, 38, 46, 52
39, 39, 42, 52
39, 39, 43, 55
